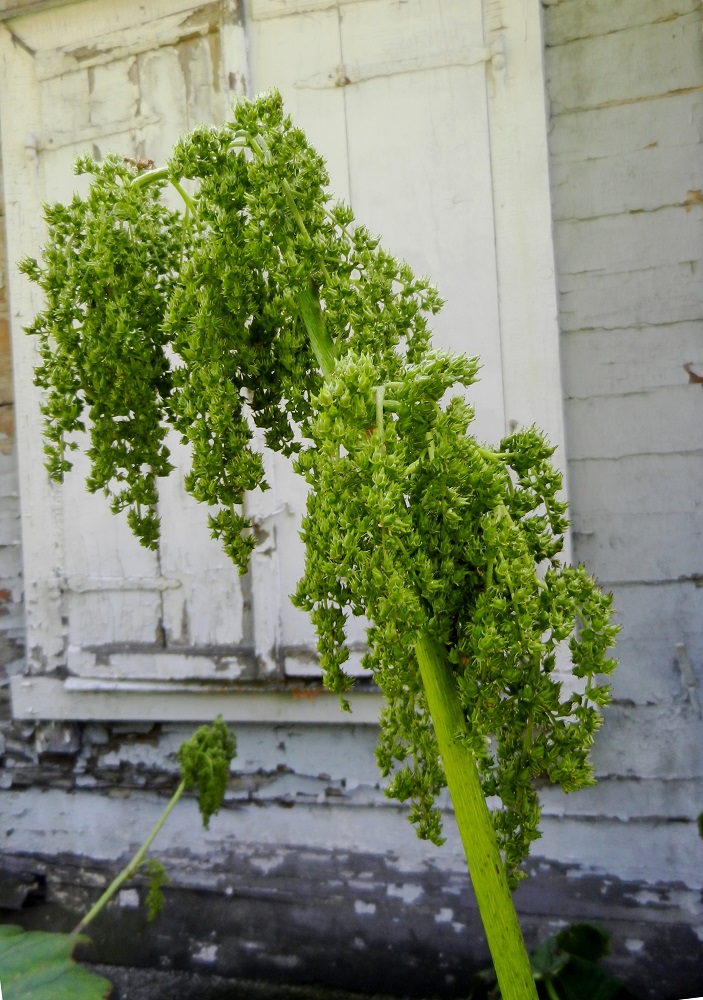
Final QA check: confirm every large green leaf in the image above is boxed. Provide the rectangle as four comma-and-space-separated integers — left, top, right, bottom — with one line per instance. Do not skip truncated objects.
0, 925, 112, 999
468, 922, 640, 1000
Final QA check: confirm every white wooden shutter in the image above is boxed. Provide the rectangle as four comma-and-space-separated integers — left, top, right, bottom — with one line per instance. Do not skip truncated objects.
3, 0, 566, 718
248, 0, 507, 676
0, 0, 261, 692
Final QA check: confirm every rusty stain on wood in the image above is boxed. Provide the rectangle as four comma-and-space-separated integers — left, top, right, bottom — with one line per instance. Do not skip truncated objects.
289, 686, 326, 702
684, 189, 703, 210
594, 84, 703, 111
682, 362, 703, 384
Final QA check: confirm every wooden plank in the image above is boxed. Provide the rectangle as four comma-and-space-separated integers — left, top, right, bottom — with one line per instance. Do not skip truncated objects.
564, 385, 701, 459
221, 0, 249, 99
9, 0, 214, 62
609, 632, 703, 706
63, 593, 163, 648
0, 23, 67, 675
338, 0, 485, 73
248, 2, 349, 196
0, 0, 77, 18
11, 674, 384, 722
557, 264, 702, 332
570, 509, 703, 584
561, 322, 703, 399
32, 9, 220, 81
67, 648, 254, 681
569, 452, 703, 516
249, 0, 375, 19
588, 702, 703, 780
482, 0, 568, 502
537, 815, 702, 887
156, 439, 249, 649
340, 0, 504, 442
544, 0, 699, 48
60, 445, 163, 649
540, 776, 703, 821
548, 91, 703, 160
596, 581, 703, 702
546, 16, 702, 114
556, 207, 701, 275
550, 141, 703, 220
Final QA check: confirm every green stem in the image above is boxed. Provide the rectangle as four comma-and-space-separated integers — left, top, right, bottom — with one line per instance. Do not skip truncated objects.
171, 179, 197, 214
297, 285, 338, 379
72, 778, 186, 935
414, 634, 538, 1000
375, 385, 385, 438
545, 978, 563, 1000
130, 168, 196, 216
476, 445, 517, 463
282, 178, 312, 244
131, 166, 169, 189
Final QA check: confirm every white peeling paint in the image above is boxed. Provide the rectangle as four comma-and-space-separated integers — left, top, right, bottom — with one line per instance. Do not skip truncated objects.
192, 943, 218, 964
269, 954, 300, 969
118, 888, 139, 909
633, 890, 664, 907
242, 941, 262, 953
354, 900, 376, 916
249, 854, 286, 875
387, 882, 424, 905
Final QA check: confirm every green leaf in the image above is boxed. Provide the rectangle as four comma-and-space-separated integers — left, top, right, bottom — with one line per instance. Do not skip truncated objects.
0, 925, 112, 999
551, 958, 621, 1000
555, 922, 611, 963
468, 923, 639, 1000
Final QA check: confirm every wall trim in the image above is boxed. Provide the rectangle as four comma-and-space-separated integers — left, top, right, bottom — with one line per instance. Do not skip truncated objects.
11, 674, 383, 723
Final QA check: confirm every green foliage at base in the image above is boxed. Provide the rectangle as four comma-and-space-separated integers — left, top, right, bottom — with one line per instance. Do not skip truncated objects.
469, 923, 640, 1000
0, 925, 112, 1000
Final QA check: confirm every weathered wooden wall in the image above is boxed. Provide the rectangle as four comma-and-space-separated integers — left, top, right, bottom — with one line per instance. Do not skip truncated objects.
1, 1, 703, 999
0, 111, 25, 749
539, 0, 703, 968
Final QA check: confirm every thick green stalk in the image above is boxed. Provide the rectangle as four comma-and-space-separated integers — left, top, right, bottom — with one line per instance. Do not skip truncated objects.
415, 634, 538, 1000
72, 778, 186, 935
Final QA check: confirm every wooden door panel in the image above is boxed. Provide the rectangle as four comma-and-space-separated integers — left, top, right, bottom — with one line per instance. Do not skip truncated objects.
248, 0, 505, 676
1, 0, 252, 683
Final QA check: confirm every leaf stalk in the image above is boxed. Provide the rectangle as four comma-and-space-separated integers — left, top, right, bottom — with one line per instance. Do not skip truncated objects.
72, 778, 186, 935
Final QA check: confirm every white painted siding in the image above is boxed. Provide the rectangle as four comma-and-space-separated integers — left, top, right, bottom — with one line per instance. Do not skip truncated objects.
543, 0, 703, 884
